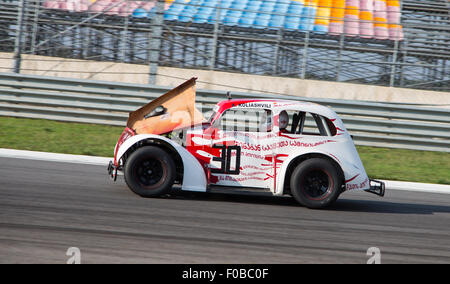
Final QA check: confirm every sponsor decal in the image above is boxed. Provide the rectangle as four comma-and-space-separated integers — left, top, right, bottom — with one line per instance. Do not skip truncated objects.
238, 102, 272, 108
223, 132, 277, 140
288, 140, 336, 148
240, 171, 267, 177
216, 175, 266, 182
240, 165, 271, 171
346, 177, 369, 190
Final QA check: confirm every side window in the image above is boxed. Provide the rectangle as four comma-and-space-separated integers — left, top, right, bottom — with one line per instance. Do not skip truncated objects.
303, 112, 322, 136
280, 110, 336, 136
217, 108, 272, 133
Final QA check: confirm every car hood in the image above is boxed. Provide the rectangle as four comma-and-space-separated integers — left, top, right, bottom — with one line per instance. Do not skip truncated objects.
127, 77, 205, 135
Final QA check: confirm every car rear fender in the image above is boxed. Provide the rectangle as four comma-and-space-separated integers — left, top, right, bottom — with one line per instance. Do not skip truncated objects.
275, 150, 369, 196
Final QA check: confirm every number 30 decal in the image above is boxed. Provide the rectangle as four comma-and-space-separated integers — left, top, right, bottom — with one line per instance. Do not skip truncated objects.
211, 145, 241, 175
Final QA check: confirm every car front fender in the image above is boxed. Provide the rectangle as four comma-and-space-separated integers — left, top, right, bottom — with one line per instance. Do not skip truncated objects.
116, 134, 207, 192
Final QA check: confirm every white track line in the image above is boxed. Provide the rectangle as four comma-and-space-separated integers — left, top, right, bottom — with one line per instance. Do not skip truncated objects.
0, 148, 110, 166
0, 148, 449, 194
379, 180, 450, 195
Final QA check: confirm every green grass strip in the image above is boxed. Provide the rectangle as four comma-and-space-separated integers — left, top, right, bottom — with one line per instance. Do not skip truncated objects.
1, 116, 449, 184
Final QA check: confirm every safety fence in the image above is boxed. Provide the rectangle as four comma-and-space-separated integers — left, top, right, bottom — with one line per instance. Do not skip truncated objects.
0, 72, 449, 152
1, 0, 449, 91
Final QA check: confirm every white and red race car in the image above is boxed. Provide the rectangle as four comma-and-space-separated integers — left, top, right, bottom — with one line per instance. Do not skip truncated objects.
108, 78, 384, 208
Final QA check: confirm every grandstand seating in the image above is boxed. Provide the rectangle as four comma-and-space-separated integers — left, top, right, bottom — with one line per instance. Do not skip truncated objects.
360, 0, 374, 38
41, 0, 403, 40
373, 0, 389, 39
328, 0, 345, 35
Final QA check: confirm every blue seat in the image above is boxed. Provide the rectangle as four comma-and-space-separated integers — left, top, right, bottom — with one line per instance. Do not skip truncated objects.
223, 11, 242, 25
193, 6, 214, 23
164, 13, 179, 20
165, 2, 185, 20
207, 9, 228, 24
288, 0, 304, 9
230, 3, 247, 11
269, 15, 285, 28
207, 13, 217, 24
259, 2, 275, 12
284, 16, 301, 30
255, 12, 271, 19
286, 0, 304, 20
299, 6, 316, 31
313, 25, 328, 33
246, 2, 261, 12
164, 3, 181, 21
193, 15, 210, 23
168, 3, 185, 12
202, 0, 219, 7
178, 0, 203, 22
183, 6, 196, 14
179, 11, 195, 20
242, 11, 258, 17
254, 13, 270, 28
238, 11, 257, 27
132, 8, 148, 18
168, 0, 332, 33
198, 7, 214, 14
219, 0, 234, 9
247, 0, 261, 6
274, 3, 289, 12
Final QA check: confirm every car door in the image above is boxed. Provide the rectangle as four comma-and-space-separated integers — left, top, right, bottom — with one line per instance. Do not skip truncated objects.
209, 107, 275, 189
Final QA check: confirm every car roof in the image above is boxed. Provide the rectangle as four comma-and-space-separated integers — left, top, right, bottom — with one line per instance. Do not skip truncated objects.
215, 99, 338, 119
217, 99, 310, 108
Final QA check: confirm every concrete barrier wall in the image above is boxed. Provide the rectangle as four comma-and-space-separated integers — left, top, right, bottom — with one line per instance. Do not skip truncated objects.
1, 52, 448, 107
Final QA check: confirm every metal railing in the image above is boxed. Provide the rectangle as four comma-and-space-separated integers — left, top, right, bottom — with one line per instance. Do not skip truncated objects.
0, 72, 449, 152
0, 0, 449, 91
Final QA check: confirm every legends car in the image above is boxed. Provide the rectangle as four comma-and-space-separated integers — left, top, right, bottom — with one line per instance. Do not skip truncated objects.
108, 78, 384, 208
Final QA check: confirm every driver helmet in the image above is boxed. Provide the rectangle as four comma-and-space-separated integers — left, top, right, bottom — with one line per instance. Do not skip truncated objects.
279, 110, 289, 130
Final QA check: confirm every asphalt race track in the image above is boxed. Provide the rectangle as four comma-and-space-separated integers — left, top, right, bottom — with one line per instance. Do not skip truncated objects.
1, 157, 449, 264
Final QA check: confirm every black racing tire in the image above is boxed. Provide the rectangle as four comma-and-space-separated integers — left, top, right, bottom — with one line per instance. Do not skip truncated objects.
124, 146, 176, 197
290, 158, 342, 209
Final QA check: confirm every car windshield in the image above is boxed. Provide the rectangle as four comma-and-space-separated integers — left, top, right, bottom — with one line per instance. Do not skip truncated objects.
215, 108, 272, 132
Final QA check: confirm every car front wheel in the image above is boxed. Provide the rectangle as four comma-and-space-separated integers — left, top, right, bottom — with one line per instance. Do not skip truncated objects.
124, 146, 176, 197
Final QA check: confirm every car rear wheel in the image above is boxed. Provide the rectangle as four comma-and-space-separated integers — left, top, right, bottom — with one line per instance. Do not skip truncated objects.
124, 146, 176, 197
290, 158, 342, 209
